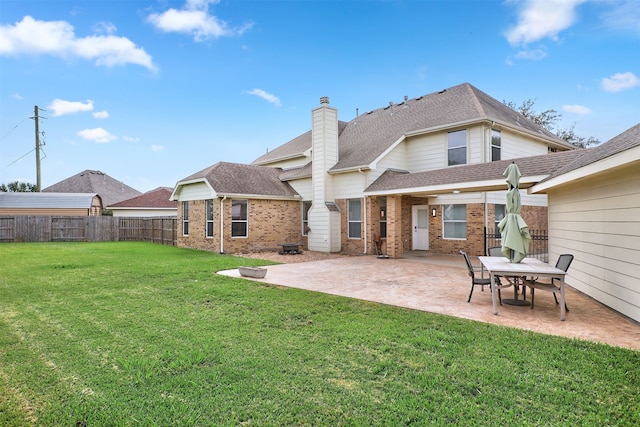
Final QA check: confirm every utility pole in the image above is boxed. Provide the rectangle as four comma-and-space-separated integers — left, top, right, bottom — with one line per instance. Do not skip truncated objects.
32, 105, 43, 192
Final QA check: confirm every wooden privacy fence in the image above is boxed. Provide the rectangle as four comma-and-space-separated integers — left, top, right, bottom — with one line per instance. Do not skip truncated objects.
485, 227, 548, 262
0, 216, 177, 246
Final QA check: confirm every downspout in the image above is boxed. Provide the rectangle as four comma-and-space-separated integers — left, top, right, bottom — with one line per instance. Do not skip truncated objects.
359, 168, 367, 254
220, 195, 227, 254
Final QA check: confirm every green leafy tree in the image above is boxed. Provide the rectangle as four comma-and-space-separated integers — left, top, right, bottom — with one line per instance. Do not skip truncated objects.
0, 181, 38, 192
504, 99, 600, 148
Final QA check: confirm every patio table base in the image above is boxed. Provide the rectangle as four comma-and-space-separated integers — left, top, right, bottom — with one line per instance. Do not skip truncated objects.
502, 298, 531, 306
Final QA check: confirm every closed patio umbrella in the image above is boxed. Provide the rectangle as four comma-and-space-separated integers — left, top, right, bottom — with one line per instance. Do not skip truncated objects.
498, 162, 531, 263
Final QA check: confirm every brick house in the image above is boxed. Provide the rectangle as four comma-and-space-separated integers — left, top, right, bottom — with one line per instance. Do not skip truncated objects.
171, 83, 576, 257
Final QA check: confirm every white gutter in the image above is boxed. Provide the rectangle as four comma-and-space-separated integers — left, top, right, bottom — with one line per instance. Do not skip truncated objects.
219, 195, 226, 253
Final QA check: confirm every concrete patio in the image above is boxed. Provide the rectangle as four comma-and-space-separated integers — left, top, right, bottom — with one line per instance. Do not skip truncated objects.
219, 252, 640, 351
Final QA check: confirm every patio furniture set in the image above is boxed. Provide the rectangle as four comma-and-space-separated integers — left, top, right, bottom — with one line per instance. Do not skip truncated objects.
461, 248, 574, 321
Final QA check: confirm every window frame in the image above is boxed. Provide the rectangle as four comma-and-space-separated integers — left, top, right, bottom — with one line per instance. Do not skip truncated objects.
206, 199, 214, 238
348, 198, 362, 239
491, 128, 501, 162
182, 201, 189, 236
443, 204, 467, 240
379, 197, 387, 239
447, 129, 467, 166
231, 199, 248, 238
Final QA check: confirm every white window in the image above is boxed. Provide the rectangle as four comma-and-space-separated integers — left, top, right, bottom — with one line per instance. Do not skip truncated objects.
231, 200, 248, 237
302, 201, 312, 236
182, 202, 189, 236
491, 129, 501, 161
206, 199, 214, 238
448, 129, 467, 166
443, 204, 466, 239
348, 199, 362, 239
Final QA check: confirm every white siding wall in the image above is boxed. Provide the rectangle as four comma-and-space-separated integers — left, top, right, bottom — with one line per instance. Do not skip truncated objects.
547, 164, 640, 323
333, 172, 368, 199
288, 178, 312, 201
467, 126, 484, 164
262, 157, 310, 169
176, 182, 214, 201
487, 191, 548, 207
501, 130, 549, 159
405, 132, 446, 172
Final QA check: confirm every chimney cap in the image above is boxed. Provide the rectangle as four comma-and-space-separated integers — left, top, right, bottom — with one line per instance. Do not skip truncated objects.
320, 96, 329, 105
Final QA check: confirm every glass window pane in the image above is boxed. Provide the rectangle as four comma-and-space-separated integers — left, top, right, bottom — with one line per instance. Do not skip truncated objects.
206, 200, 213, 221
349, 199, 361, 219
232, 200, 247, 220
417, 209, 428, 229
448, 147, 466, 165
206, 222, 214, 236
232, 222, 247, 237
444, 222, 466, 239
349, 222, 361, 238
448, 130, 466, 148
492, 146, 501, 161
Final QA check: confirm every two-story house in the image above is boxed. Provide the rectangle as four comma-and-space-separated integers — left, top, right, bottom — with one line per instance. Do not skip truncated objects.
170, 83, 576, 257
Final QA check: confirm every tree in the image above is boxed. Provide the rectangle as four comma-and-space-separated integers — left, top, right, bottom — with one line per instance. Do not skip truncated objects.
0, 181, 38, 192
503, 99, 600, 148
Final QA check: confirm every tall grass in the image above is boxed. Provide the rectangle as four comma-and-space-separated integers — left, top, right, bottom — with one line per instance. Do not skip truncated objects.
0, 242, 638, 426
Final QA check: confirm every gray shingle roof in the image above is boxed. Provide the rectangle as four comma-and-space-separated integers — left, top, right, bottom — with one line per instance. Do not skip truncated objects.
365, 150, 584, 194
0, 192, 100, 209
42, 170, 141, 206
253, 83, 570, 170
539, 122, 640, 183
178, 162, 299, 198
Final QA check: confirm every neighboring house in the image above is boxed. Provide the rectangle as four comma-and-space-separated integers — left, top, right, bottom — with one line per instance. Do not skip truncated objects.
0, 192, 103, 216
43, 169, 141, 207
107, 187, 178, 217
529, 123, 640, 323
172, 82, 576, 257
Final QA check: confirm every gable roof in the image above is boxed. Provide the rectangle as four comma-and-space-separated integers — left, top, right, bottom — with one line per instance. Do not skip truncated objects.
108, 187, 177, 209
42, 170, 141, 206
365, 150, 584, 196
174, 162, 299, 199
0, 192, 101, 209
253, 83, 572, 170
530, 122, 640, 193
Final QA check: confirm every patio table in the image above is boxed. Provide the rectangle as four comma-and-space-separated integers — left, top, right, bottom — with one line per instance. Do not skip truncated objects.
479, 256, 568, 320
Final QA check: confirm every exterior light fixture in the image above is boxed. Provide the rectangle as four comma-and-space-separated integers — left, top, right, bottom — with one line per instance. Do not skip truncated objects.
432, 208, 437, 217
453, 190, 461, 194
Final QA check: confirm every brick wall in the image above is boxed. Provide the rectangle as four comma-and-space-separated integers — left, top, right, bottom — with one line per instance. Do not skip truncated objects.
177, 198, 305, 254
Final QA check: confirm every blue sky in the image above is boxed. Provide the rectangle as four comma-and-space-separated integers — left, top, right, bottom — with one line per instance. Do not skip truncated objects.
1, 0, 638, 193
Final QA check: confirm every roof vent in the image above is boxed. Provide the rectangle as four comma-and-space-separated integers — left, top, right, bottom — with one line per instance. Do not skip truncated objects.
438, 89, 447, 94
320, 96, 329, 105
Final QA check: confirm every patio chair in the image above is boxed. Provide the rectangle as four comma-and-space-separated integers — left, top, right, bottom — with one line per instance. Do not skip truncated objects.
460, 250, 502, 304
487, 246, 503, 257
527, 254, 574, 311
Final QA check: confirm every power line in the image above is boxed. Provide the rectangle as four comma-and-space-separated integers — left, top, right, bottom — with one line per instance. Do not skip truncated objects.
0, 116, 30, 144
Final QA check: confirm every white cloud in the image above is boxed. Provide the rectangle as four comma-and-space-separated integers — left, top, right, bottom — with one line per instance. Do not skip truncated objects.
147, 0, 253, 41
505, 0, 586, 46
601, 72, 640, 93
514, 46, 547, 61
151, 144, 165, 152
246, 88, 281, 107
123, 136, 140, 143
10, 93, 23, 100
77, 127, 116, 143
563, 104, 592, 115
0, 16, 156, 71
601, 0, 640, 35
48, 99, 94, 117
93, 110, 109, 119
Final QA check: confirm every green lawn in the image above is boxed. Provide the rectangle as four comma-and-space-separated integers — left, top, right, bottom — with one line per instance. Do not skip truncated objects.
0, 242, 638, 426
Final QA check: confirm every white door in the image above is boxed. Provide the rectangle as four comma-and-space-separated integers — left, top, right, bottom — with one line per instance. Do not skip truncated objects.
412, 205, 429, 250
